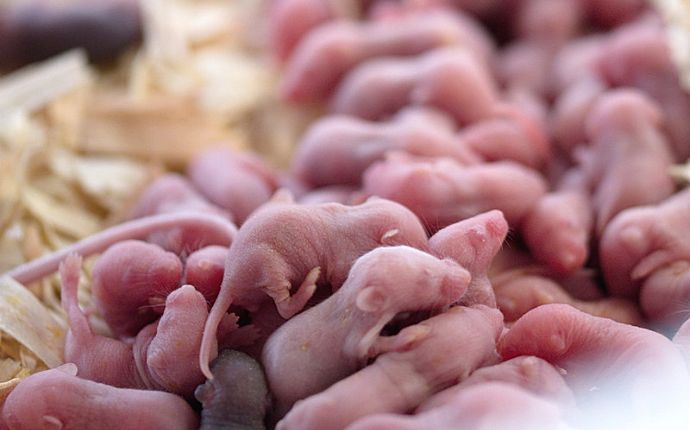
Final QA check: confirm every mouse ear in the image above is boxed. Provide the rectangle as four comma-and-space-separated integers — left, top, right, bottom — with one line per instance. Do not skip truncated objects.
55, 363, 79, 376
194, 380, 216, 405
355, 310, 396, 360
270, 188, 295, 204
356, 287, 389, 313
367, 324, 431, 356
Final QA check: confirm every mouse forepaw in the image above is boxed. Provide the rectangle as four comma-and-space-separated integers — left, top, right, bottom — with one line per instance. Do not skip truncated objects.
274, 267, 321, 319
367, 324, 431, 357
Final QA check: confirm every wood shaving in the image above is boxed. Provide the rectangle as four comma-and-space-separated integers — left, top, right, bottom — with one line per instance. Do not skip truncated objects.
0, 25, 150, 403
125, 0, 296, 165
671, 159, 690, 185
0, 50, 92, 116
0, 224, 25, 275
0, 0, 305, 405
0, 373, 30, 405
50, 150, 152, 213
21, 187, 102, 239
0, 277, 64, 369
0, 0, 685, 411
0, 358, 23, 384
249, 97, 322, 168
194, 50, 273, 121
81, 92, 246, 168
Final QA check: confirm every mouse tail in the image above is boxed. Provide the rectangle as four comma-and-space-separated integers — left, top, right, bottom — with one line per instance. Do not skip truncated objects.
6, 212, 237, 286
200, 281, 235, 380
59, 253, 93, 340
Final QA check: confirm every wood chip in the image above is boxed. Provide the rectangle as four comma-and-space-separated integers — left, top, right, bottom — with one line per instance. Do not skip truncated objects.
0, 377, 24, 404
0, 50, 91, 116
21, 186, 101, 239
0, 277, 65, 369
50, 150, 153, 213
0, 0, 286, 405
670, 159, 690, 185
81, 92, 246, 168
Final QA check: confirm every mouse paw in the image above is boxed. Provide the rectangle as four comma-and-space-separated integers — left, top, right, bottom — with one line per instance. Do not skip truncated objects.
367, 324, 431, 357
275, 267, 321, 319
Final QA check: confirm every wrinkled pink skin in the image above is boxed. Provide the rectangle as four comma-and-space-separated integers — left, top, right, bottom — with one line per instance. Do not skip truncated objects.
555, 269, 605, 301
551, 78, 607, 155
493, 274, 642, 325
504, 86, 550, 136
459, 102, 551, 170
417, 0, 501, 18
393, 101, 458, 129
499, 304, 690, 418
583, 89, 676, 233
497, 40, 555, 101
547, 36, 608, 154
599, 16, 690, 160
362, 153, 547, 231
187, 148, 278, 224
183, 245, 227, 305
4, 212, 237, 286
406, 0, 508, 19
639, 261, 690, 329
548, 37, 607, 156
268, 0, 336, 62
216, 275, 337, 362
600, 188, 690, 299
513, 0, 582, 44
522, 190, 593, 274
129, 174, 233, 254
200, 195, 429, 379
263, 246, 471, 418
492, 64, 553, 170
280, 9, 494, 102
277, 305, 503, 430
417, 356, 575, 413
506, 0, 642, 39
331, 48, 498, 124
195, 350, 270, 430
345, 382, 568, 430
91, 240, 184, 339
585, 0, 646, 27
428, 209, 508, 307
130, 174, 230, 220
329, 56, 419, 121
292, 111, 479, 187
297, 185, 360, 205
224, 300, 287, 361
486, 244, 537, 277
1, 365, 198, 430
547, 154, 586, 193
60, 255, 213, 398
366, 0, 443, 21
551, 35, 606, 94
276, 172, 310, 200
488, 250, 604, 301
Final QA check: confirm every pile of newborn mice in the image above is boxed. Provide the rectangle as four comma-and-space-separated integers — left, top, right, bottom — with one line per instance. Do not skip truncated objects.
4, 0, 690, 428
